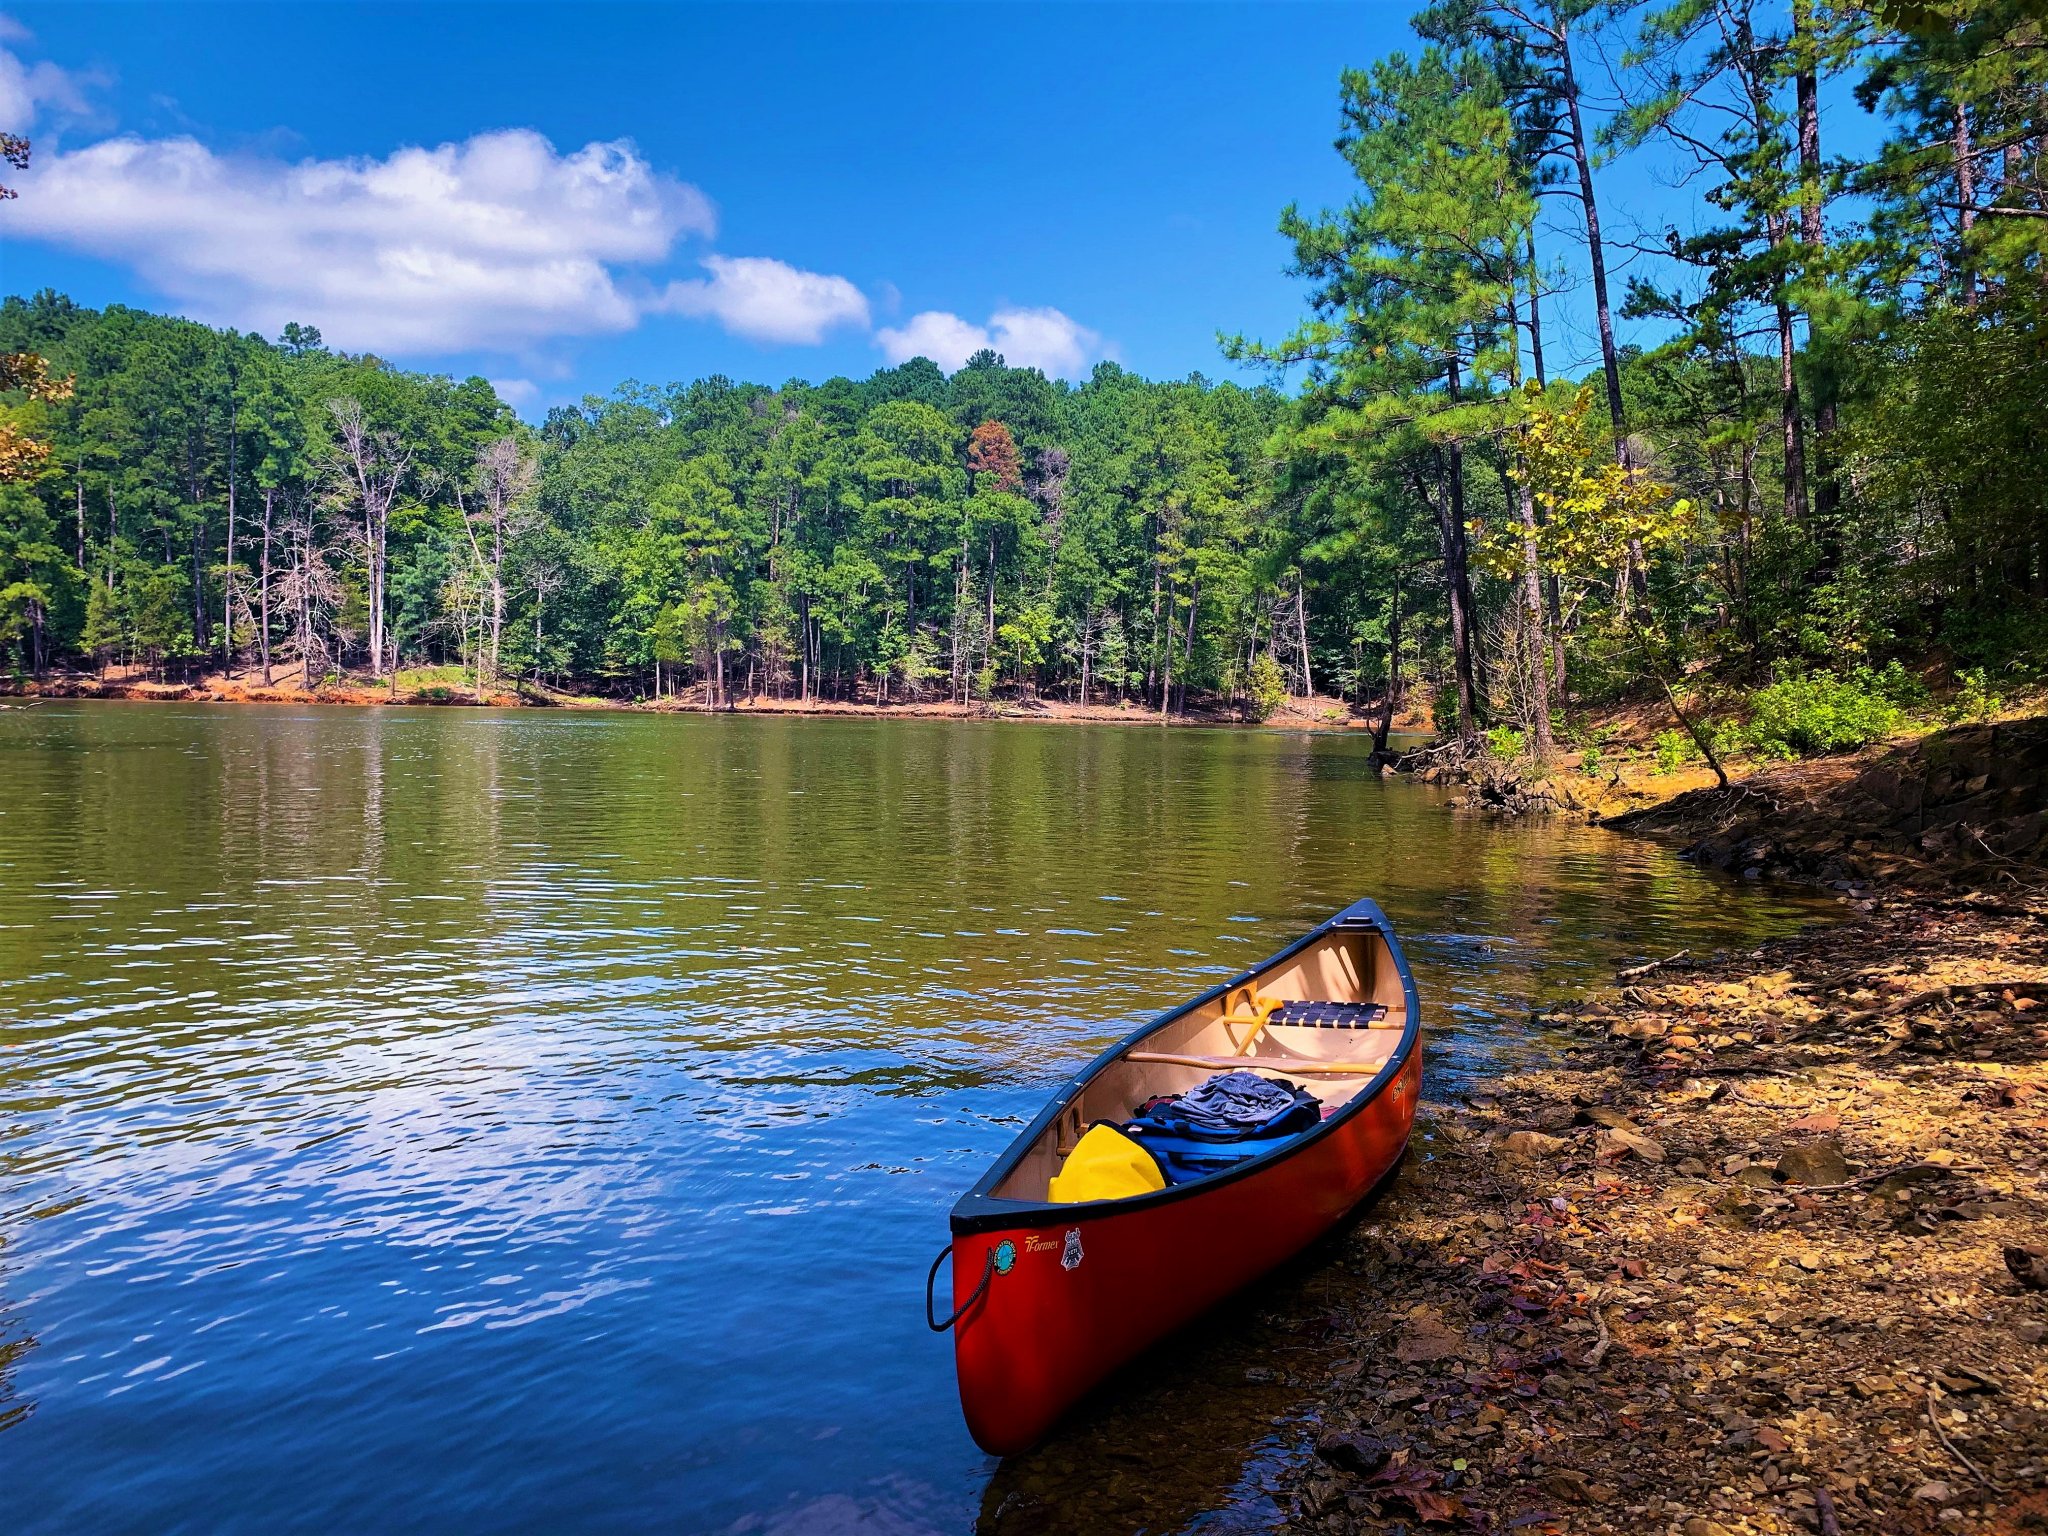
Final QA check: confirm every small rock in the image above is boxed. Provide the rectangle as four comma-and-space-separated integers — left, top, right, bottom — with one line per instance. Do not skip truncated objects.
2006, 1245, 2048, 1290
1575, 1106, 1636, 1131
2017, 1321, 2046, 1345
1598, 1128, 1667, 1163
1913, 1480, 1953, 1502
1734, 1165, 1778, 1189
1699, 1248, 1742, 1270
1499, 1130, 1569, 1160
1314, 1429, 1394, 1477
1776, 1140, 1851, 1185
1683, 1518, 1736, 1536
1395, 1308, 1465, 1363
1541, 1467, 1595, 1503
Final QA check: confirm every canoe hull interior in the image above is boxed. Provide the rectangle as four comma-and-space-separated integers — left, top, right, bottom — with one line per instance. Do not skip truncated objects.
944, 900, 1423, 1456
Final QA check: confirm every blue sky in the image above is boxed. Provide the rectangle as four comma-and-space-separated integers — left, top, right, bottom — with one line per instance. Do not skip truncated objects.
0, 3, 1889, 415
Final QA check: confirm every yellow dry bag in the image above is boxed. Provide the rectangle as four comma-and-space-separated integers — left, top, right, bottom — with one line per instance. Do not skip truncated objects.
1048, 1123, 1166, 1204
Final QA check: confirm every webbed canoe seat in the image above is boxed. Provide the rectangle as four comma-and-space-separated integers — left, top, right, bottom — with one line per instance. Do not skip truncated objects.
1266, 1000, 1389, 1028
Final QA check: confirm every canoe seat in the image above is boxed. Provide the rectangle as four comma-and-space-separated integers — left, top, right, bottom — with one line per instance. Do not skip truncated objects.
1267, 1001, 1389, 1029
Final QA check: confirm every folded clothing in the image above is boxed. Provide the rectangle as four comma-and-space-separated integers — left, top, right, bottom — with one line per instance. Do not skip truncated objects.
1130, 1070, 1321, 1142
1120, 1069, 1323, 1185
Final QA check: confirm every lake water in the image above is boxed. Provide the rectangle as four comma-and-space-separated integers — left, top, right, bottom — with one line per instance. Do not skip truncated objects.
0, 703, 1831, 1534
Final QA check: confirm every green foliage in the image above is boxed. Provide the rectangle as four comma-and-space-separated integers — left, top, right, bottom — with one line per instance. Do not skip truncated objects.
1743, 668, 1911, 758
0, 292, 1295, 708
1652, 729, 1696, 774
1244, 653, 1288, 721
1948, 666, 2004, 723
1485, 725, 1526, 761
1578, 744, 1604, 776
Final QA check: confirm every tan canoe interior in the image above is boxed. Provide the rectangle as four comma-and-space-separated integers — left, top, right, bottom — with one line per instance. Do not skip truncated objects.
992, 924, 1407, 1202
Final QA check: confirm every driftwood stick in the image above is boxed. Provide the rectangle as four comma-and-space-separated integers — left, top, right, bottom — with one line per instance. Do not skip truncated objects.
1840, 979, 2048, 1027
1585, 1302, 1613, 1371
1791, 1160, 1981, 1195
1619, 950, 1689, 980
1925, 1386, 2000, 1491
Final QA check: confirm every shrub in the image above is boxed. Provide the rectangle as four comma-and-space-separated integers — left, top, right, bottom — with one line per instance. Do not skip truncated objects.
1431, 683, 1461, 736
1485, 725, 1526, 761
1948, 666, 2004, 723
1652, 729, 1695, 774
1578, 744, 1604, 776
1743, 668, 1908, 758
1245, 654, 1288, 722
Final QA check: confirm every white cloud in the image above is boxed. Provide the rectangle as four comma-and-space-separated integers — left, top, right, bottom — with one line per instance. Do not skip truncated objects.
3, 27, 1095, 372
874, 310, 995, 373
0, 29, 94, 131
875, 305, 1104, 379
488, 376, 539, 410
988, 306, 1105, 379
10, 128, 717, 353
655, 254, 869, 345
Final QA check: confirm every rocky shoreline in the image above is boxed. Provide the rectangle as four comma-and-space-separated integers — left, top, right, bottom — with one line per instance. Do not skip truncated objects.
1607, 719, 2048, 894
1267, 796, 2047, 1533
0, 673, 1416, 734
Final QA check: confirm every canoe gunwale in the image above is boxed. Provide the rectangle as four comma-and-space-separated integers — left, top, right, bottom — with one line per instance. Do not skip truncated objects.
948, 896, 1421, 1238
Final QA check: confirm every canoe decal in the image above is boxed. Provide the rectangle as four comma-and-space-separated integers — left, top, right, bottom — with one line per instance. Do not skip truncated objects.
992, 1240, 1016, 1275
1060, 1229, 1084, 1271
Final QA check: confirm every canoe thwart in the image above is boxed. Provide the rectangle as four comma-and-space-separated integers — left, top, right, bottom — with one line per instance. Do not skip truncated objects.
1124, 1050, 1393, 1076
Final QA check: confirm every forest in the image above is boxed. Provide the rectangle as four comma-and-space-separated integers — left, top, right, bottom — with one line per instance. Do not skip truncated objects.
0, 0, 2043, 757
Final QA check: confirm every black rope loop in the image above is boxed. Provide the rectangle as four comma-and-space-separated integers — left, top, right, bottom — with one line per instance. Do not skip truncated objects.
924, 1243, 996, 1332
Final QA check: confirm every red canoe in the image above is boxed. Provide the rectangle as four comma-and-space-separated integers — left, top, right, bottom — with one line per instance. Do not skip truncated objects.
928, 897, 1422, 1455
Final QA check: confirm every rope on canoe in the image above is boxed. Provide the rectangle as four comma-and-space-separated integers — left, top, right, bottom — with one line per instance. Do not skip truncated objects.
925, 1243, 996, 1332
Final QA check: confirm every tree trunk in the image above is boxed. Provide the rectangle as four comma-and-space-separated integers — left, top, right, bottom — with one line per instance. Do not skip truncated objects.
1159, 582, 1173, 721
1792, 0, 1840, 530
1439, 356, 1481, 744
1955, 101, 1978, 306
1773, 277, 1808, 531
223, 417, 237, 677
1373, 571, 1402, 756
259, 487, 273, 685
191, 521, 208, 664
1517, 475, 1553, 760
1526, 229, 1567, 693
1294, 577, 1313, 698
488, 504, 505, 690
297, 535, 313, 689
533, 583, 545, 686
952, 532, 968, 702
1558, 24, 1628, 460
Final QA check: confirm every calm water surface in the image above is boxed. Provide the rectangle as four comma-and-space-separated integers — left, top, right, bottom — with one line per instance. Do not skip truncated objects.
0, 703, 1830, 1534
